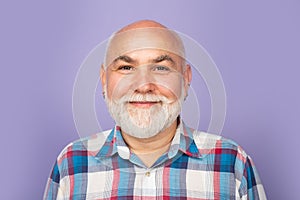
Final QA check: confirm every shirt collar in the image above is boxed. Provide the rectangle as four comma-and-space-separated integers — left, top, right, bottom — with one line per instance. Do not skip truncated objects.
95, 118, 202, 160
168, 119, 202, 159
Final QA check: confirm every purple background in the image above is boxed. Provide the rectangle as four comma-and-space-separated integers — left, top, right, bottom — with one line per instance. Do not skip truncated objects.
1, 1, 299, 199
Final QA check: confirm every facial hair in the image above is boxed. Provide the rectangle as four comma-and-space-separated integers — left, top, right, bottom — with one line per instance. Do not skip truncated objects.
105, 88, 184, 139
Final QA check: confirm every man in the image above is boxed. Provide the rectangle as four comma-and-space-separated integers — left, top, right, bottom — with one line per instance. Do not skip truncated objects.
44, 20, 266, 199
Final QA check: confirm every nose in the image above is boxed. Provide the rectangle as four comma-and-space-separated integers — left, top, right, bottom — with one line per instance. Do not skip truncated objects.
135, 82, 156, 94
133, 68, 156, 94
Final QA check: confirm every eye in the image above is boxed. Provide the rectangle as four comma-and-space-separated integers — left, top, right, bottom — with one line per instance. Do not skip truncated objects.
153, 65, 170, 71
115, 65, 136, 74
118, 65, 134, 71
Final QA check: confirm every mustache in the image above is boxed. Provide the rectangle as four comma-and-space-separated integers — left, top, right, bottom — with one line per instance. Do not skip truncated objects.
113, 93, 174, 104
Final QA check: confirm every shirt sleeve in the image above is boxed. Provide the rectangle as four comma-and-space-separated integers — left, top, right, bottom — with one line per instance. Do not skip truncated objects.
236, 153, 267, 200
43, 160, 62, 200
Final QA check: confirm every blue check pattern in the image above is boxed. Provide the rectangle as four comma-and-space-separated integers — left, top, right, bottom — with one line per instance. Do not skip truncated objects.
44, 120, 266, 199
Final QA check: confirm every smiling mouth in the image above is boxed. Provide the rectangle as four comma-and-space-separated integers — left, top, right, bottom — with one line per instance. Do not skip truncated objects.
128, 101, 161, 108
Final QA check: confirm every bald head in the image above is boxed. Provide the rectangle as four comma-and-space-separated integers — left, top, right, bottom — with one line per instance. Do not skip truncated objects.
104, 20, 185, 68
117, 20, 167, 33
100, 20, 193, 123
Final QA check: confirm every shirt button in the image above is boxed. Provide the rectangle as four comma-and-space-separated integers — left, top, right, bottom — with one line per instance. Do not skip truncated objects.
145, 172, 151, 177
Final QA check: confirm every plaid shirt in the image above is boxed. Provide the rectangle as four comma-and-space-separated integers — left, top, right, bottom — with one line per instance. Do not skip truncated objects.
44, 120, 266, 200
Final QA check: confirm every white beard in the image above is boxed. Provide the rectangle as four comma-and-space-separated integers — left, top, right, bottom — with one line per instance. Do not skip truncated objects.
105, 88, 184, 139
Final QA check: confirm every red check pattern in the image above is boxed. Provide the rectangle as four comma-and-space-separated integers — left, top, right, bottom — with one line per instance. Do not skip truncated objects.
44, 120, 267, 199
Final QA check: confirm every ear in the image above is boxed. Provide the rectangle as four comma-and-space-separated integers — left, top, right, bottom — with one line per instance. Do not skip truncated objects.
183, 64, 192, 94
100, 64, 106, 90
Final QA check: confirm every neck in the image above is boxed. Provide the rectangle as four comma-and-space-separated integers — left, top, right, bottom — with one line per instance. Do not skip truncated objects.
121, 120, 178, 154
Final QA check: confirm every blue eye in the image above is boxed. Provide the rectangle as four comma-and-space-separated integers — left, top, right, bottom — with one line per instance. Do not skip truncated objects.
154, 65, 170, 71
115, 65, 136, 74
118, 65, 134, 70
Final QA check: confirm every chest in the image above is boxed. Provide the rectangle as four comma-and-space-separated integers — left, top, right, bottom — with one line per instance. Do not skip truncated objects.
65, 158, 238, 199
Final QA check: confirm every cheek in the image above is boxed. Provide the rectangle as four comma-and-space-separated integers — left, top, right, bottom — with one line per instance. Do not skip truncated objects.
106, 74, 132, 99
155, 77, 183, 100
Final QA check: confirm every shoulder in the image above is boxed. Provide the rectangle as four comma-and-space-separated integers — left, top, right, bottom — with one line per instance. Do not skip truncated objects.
54, 129, 112, 172
193, 130, 248, 161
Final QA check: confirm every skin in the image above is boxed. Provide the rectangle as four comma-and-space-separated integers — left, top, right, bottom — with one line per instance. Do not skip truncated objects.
100, 20, 192, 155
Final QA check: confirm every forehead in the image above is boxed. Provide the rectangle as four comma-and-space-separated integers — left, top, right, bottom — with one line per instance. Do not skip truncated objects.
105, 28, 185, 67
113, 49, 182, 64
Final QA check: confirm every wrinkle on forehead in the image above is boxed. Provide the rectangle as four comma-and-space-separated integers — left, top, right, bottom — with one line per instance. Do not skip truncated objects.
104, 27, 186, 68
